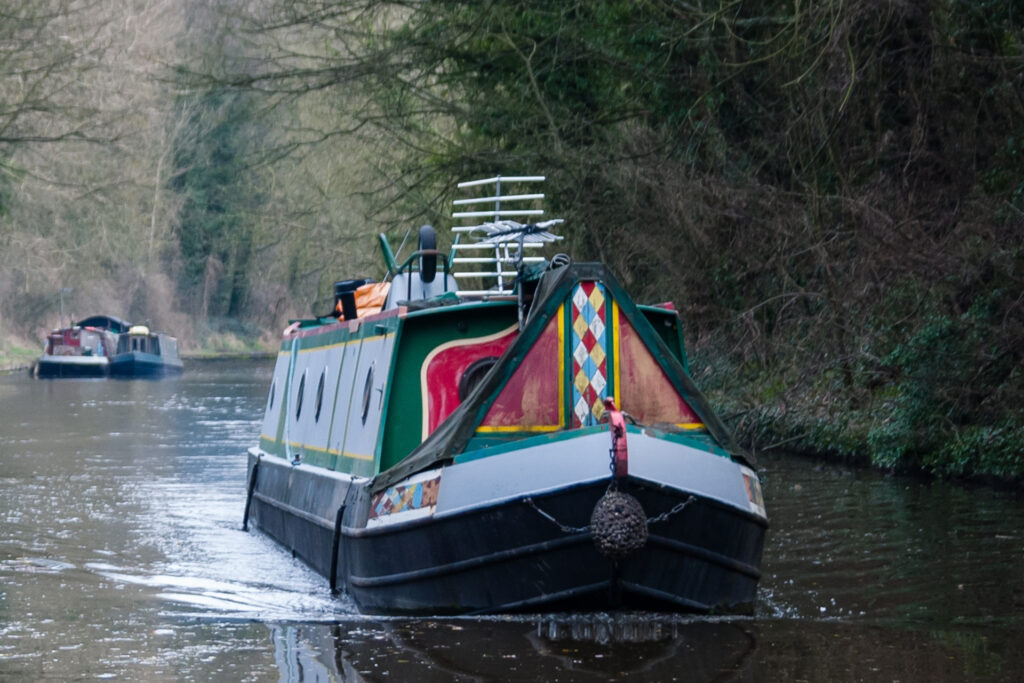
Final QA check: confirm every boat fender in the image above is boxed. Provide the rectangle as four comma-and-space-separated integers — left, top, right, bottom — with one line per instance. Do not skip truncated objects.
242, 457, 261, 532
590, 489, 647, 561
329, 505, 346, 594
589, 398, 647, 561
418, 225, 437, 283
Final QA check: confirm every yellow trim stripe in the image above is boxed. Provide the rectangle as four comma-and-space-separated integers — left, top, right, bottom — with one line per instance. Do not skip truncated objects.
277, 333, 389, 356
676, 423, 706, 430
557, 304, 565, 428
612, 299, 621, 407
271, 438, 375, 461
475, 425, 561, 433
340, 451, 376, 461
286, 440, 329, 453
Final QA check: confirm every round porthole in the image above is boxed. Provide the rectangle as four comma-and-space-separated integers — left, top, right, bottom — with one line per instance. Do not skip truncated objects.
295, 371, 306, 420
458, 357, 499, 401
361, 364, 375, 424
315, 369, 326, 422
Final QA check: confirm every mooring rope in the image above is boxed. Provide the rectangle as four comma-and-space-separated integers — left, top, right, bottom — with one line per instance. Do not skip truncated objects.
523, 493, 696, 535
523, 496, 589, 534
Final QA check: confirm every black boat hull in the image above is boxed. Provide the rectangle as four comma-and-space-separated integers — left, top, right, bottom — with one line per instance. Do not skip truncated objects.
345, 483, 764, 615
109, 352, 183, 377
36, 358, 109, 378
246, 447, 766, 616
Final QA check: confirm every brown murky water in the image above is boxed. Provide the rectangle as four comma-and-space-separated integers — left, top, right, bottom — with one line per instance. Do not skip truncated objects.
1, 359, 1022, 681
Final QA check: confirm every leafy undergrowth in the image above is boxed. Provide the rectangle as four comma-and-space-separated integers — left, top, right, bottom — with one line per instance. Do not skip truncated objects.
702, 357, 1024, 486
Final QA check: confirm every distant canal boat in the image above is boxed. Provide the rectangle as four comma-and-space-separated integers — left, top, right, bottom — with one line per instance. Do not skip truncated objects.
109, 325, 184, 377
244, 176, 767, 615
36, 315, 131, 378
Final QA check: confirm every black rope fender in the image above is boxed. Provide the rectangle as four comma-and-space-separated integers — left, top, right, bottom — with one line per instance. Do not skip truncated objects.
241, 457, 261, 532
524, 491, 697, 560
329, 504, 346, 594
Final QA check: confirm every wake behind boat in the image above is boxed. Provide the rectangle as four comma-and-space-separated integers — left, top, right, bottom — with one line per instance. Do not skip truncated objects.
243, 176, 766, 615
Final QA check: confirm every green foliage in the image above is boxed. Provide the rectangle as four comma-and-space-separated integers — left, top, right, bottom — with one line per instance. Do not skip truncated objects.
170, 87, 267, 319
360, 0, 1024, 481
864, 288, 1024, 476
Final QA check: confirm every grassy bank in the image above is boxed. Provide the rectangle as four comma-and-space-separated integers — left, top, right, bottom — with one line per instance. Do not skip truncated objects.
0, 329, 277, 373
699, 350, 1024, 486
0, 336, 41, 373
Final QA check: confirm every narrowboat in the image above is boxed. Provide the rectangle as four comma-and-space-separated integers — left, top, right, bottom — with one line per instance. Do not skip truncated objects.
244, 176, 766, 615
109, 325, 184, 377
36, 315, 130, 378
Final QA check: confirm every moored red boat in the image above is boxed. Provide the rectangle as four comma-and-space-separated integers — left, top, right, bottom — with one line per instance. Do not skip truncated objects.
244, 176, 766, 615
36, 315, 130, 378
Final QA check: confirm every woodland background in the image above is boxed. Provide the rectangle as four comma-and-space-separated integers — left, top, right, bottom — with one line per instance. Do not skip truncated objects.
1, 1, 1021, 479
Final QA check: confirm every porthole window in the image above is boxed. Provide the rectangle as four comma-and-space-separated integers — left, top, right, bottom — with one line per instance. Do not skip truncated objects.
458, 357, 499, 401
314, 369, 326, 423
361, 364, 375, 424
295, 371, 306, 420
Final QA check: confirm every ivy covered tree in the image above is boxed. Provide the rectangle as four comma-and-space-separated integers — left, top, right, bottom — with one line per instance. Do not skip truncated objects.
170, 87, 266, 320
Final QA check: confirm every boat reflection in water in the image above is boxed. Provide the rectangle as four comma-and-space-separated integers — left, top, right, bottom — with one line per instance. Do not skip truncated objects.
267, 615, 756, 682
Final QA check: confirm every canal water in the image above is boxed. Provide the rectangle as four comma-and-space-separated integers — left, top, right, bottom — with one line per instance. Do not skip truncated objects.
1, 359, 1022, 681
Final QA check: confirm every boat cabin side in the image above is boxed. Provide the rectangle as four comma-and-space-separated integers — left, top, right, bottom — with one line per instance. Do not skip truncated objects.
44, 326, 117, 359
257, 299, 520, 477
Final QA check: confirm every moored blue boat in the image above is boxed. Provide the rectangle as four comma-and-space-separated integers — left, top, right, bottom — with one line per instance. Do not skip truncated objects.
244, 176, 766, 615
109, 325, 184, 377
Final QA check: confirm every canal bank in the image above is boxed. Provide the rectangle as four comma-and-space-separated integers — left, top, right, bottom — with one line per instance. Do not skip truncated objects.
716, 394, 1024, 487
694, 341, 1024, 487
0, 328, 275, 375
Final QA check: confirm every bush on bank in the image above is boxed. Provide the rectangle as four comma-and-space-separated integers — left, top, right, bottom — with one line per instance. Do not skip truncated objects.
696, 280, 1024, 483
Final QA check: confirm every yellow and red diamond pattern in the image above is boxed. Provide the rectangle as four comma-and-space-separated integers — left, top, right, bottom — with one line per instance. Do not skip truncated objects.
570, 282, 610, 427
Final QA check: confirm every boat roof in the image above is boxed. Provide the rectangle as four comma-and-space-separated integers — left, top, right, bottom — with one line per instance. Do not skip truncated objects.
75, 315, 132, 333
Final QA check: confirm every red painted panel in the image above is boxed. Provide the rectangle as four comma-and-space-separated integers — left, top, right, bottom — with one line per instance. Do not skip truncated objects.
423, 326, 518, 434
617, 315, 700, 424
481, 315, 561, 429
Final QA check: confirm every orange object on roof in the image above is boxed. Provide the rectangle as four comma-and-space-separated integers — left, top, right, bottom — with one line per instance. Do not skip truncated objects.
355, 281, 389, 317
333, 281, 391, 318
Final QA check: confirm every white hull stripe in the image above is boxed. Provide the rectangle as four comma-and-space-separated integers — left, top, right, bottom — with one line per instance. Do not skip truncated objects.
432, 430, 763, 521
